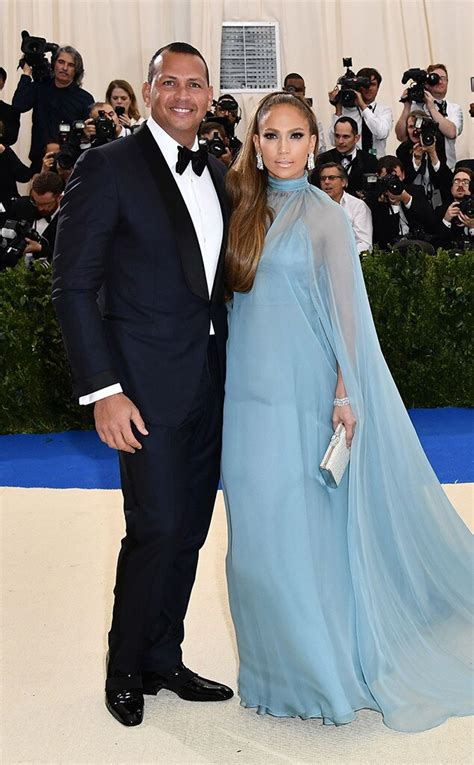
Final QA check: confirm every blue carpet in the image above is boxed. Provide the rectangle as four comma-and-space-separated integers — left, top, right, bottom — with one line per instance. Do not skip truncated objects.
0, 408, 472, 489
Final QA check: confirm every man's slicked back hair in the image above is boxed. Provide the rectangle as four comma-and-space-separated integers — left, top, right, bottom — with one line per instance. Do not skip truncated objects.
147, 42, 210, 85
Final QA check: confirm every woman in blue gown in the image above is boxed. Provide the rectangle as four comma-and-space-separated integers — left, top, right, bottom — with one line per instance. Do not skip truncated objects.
221, 92, 473, 732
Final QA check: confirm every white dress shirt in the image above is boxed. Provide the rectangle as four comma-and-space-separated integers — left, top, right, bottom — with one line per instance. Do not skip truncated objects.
79, 115, 223, 405
329, 103, 393, 157
410, 100, 463, 170
340, 191, 373, 253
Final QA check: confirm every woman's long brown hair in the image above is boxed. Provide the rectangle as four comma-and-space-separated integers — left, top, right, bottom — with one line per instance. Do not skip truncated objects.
105, 79, 141, 121
225, 92, 318, 295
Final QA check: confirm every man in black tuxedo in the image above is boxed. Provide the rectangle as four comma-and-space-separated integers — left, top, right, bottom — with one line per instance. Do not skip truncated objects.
52, 42, 233, 727
310, 116, 377, 196
6, 171, 63, 262
366, 156, 436, 248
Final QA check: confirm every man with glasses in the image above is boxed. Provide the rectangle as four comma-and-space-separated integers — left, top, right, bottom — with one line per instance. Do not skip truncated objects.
434, 167, 474, 247
328, 67, 393, 157
318, 161, 372, 253
395, 64, 463, 170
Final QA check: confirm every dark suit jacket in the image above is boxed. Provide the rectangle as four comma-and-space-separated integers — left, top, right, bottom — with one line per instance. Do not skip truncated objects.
52, 125, 229, 426
367, 184, 436, 248
310, 147, 378, 196
396, 141, 453, 206
432, 200, 474, 248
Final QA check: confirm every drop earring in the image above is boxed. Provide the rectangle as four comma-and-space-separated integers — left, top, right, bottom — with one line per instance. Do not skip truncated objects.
307, 153, 315, 171
256, 152, 264, 171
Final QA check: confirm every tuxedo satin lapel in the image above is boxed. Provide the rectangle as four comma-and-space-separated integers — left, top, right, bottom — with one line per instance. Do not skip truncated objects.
207, 158, 228, 304
133, 124, 209, 301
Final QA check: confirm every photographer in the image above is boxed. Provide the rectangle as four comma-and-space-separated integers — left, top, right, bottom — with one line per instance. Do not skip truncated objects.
83, 102, 130, 147
328, 67, 393, 157
311, 116, 377, 196
0, 142, 32, 224
433, 167, 474, 248
1, 172, 63, 267
199, 121, 232, 167
105, 79, 144, 130
283, 73, 327, 153
0, 67, 21, 147
366, 156, 435, 249
396, 110, 452, 208
214, 94, 243, 158
395, 64, 463, 170
12, 42, 94, 172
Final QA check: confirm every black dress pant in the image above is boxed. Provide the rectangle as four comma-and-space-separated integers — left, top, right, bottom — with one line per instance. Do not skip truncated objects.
106, 338, 223, 688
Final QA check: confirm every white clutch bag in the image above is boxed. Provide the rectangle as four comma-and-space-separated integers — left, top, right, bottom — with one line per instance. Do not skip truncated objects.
319, 423, 351, 488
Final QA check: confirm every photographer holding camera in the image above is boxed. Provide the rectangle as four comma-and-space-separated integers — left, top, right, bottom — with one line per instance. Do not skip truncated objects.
328, 64, 393, 158
395, 64, 463, 170
433, 167, 474, 248
1, 171, 63, 267
396, 110, 453, 208
214, 94, 243, 158
83, 102, 131, 147
199, 121, 232, 167
0, 67, 21, 148
366, 156, 435, 248
12, 38, 94, 172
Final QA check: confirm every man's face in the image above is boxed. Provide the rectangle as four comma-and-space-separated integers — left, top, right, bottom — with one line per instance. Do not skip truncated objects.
284, 77, 306, 98
360, 75, 379, 104
334, 122, 359, 154
53, 52, 76, 88
426, 67, 448, 99
319, 168, 346, 202
142, 51, 212, 148
44, 142, 60, 156
451, 171, 471, 200
215, 100, 238, 125
30, 190, 61, 215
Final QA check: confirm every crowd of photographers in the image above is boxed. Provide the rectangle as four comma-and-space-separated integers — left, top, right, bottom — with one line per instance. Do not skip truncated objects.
0, 33, 473, 271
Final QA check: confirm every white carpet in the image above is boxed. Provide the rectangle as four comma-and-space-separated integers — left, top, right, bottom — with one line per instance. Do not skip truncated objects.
1, 485, 472, 765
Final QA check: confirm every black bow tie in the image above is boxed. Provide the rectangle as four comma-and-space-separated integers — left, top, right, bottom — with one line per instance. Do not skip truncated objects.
176, 144, 208, 176
36, 214, 51, 223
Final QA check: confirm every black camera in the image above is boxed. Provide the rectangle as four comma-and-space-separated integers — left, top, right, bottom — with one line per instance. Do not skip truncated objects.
332, 57, 371, 108
18, 30, 59, 83
458, 196, 474, 218
199, 131, 226, 159
412, 116, 438, 147
362, 172, 404, 199
52, 120, 85, 170
92, 110, 116, 144
400, 68, 440, 104
0, 219, 44, 270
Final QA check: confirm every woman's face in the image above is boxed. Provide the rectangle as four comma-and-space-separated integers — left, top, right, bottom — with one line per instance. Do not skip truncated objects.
109, 87, 132, 114
253, 104, 316, 180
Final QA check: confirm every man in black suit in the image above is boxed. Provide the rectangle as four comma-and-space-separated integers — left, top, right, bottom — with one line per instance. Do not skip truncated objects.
310, 116, 377, 196
366, 156, 436, 248
52, 42, 233, 727
6, 171, 63, 262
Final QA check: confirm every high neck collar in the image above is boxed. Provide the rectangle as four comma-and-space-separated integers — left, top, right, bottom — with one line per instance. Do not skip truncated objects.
267, 173, 308, 192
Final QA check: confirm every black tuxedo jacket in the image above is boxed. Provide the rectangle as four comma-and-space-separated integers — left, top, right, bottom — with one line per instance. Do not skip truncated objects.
396, 141, 453, 206
368, 184, 436, 248
52, 125, 229, 426
311, 147, 378, 196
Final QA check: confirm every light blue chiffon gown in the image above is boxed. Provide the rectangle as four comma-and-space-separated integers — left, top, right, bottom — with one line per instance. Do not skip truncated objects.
221, 174, 473, 732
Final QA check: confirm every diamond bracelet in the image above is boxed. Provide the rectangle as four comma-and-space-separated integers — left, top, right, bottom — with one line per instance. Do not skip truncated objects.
333, 397, 350, 407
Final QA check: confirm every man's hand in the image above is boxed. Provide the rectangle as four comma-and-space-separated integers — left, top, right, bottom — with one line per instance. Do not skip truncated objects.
22, 62, 33, 77
0, 144, 5, 155
412, 141, 424, 165
83, 118, 96, 140
41, 151, 56, 173
94, 393, 149, 453
328, 86, 341, 113
354, 90, 367, 110
24, 238, 42, 254
458, 211, 474, 228
443, 202, 460, 223
387, 189, 411, 206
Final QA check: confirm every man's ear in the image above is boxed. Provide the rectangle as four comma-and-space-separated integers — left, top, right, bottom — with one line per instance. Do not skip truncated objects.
142, 81, 151, 109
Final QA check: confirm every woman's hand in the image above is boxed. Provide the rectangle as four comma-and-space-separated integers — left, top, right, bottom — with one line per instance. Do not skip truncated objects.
332, 404, 357, 448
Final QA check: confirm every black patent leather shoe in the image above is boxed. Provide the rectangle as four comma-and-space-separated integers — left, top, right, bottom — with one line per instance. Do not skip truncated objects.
142, 663, 233, 702
105, 688, 144, 726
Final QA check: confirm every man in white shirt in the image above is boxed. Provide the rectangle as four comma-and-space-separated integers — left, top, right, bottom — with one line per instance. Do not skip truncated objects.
395, 63, 463, 170
328, 67, 393, 157
53, 42, 233, 727
318, 161, 372, 252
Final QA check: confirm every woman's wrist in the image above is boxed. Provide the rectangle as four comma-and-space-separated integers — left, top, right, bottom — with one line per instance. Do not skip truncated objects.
333, 396, 350, 407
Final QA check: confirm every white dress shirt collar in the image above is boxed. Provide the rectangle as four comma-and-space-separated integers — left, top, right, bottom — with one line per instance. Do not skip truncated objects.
146, 115, 199, 172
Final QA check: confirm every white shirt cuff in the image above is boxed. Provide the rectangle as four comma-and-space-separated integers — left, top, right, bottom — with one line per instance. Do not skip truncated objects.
432, 160, 441, 171
79, 383, 123, 405
442, 219, 451, 228
404, 196, 413, 209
